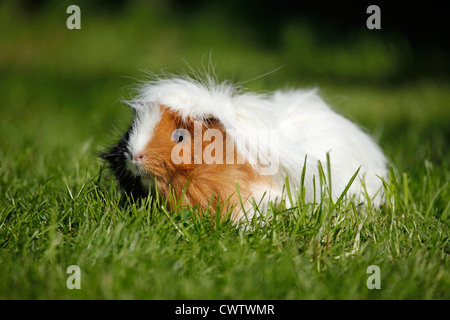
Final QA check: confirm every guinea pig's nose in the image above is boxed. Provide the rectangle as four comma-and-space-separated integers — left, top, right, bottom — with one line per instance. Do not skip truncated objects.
135, 152, 146, 162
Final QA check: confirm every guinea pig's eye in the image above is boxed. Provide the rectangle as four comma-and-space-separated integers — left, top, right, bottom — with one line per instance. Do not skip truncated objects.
171, 129, 189, 143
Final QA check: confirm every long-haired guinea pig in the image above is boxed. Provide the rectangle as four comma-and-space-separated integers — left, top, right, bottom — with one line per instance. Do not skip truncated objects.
101, 74, 387, 221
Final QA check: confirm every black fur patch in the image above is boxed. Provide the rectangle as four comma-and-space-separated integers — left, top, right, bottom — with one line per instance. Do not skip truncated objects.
100, 124, 149, 200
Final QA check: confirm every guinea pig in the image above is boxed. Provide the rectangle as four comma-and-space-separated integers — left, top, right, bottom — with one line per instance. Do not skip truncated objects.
101, 74, 388, 221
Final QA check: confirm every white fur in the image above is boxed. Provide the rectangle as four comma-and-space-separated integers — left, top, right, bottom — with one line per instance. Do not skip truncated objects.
127, 101, 161, 160
128, 75, 388, 208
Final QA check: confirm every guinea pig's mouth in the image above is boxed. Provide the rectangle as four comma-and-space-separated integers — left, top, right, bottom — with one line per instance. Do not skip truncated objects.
124, 152, 145, 177
124, 151, 156, 182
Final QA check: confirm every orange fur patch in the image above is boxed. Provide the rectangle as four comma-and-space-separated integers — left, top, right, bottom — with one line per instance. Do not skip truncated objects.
139, 106, 269, 220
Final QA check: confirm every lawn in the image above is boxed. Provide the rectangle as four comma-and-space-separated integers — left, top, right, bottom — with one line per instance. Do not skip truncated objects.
0, 1, 448, 299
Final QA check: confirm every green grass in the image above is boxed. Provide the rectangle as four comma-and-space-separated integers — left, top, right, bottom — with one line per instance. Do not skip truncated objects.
0, 1, 449, 299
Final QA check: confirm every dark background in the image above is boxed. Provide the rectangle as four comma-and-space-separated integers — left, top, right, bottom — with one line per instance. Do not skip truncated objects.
15, 0, 450, 82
